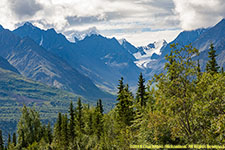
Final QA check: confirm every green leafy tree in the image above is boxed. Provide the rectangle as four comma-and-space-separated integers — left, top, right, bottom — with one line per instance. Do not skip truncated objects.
136, 73, 147, 107
150, 44, 200, 144
206, 43, 219, 74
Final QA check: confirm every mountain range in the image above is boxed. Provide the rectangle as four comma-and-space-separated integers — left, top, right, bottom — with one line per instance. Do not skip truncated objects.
0, 19, 225, 101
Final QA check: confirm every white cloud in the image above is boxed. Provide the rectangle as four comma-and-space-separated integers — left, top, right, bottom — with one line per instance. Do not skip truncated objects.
106, 29, 181, 46
0, 0, 224, 45
173, 0, 225, 30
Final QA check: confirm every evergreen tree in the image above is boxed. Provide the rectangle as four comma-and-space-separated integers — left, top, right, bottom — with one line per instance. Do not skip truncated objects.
96, 99, 103, 114
76, 98, 84, 132
61, 114, 68, 147
46, 122, 52, 144
54, 112, 62, 144
12, 133, 16, 146
0, 130, 4, 150
94, 99, 104, 140
136, 73, 147, 107
197, 59, 202, 80
87, 112, 93, 135
7, 134, 11, 148
221, 67, 224, 74
118, 77, 124, 94
116, 78, 134, 126
17, 105, 42, 148
69, 101, 75, 142
206, 43, 219, 74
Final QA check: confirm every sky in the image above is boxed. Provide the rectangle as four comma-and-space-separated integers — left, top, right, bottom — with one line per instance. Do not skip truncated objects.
0, 0, 225, 46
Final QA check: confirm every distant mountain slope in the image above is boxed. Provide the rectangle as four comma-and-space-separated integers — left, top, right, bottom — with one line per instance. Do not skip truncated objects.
0, 65, 114, 142
0, 28, 113, 100
13, 23, 141, 93
0, 67, 78, 143
0, 56, 20, 74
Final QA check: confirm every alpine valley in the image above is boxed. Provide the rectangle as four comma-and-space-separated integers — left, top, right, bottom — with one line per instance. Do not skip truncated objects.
0, 18, 225, 141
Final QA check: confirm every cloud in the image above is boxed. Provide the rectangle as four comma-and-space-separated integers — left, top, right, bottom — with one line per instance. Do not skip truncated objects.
2, 0, 224, 46
173, 0, 225, 30
9, 0, 43, 19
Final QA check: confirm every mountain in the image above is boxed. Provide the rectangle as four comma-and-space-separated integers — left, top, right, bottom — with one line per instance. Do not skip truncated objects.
160, 28, 207, 57
13, 23, 141, 93
0, 28, 112, 100
0, 56, 20, 74
140, 19, 225, 78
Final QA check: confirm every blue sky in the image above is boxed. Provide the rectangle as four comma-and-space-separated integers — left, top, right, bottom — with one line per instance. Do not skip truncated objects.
0, 0, 225, 46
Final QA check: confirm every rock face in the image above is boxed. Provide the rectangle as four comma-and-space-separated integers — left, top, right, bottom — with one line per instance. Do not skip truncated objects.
0, 28, 113, 100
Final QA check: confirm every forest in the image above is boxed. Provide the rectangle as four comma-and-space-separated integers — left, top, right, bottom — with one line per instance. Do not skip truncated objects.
0, 43, 225, 150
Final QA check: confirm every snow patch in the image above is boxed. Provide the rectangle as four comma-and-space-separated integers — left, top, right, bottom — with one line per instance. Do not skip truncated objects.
134, 39, 167, 69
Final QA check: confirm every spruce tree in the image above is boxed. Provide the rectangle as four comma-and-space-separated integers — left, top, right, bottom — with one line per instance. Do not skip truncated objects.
116, 78, 134, 127
0, 130, 4, 150
61, 114, 68, 147
54, 112, 62, 143
136, 73, 147, 107
7, 134, 11, 147
221, 67, 224, 74
97, 99, 103, 114
46, 122, 52, 144
94, 99, 104, 140
197, 59, 202, 80
206, 43, 219, 74
17, 105, 42, 148
76, 98, 84, 133
12, 133, 16, 146
69, 101, 75, 142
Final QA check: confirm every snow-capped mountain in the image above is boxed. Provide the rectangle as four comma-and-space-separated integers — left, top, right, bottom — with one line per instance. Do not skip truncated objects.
120, 39, 167, 69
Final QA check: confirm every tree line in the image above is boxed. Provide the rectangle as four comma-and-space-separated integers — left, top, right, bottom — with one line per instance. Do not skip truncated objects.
0, 43, 225, 149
